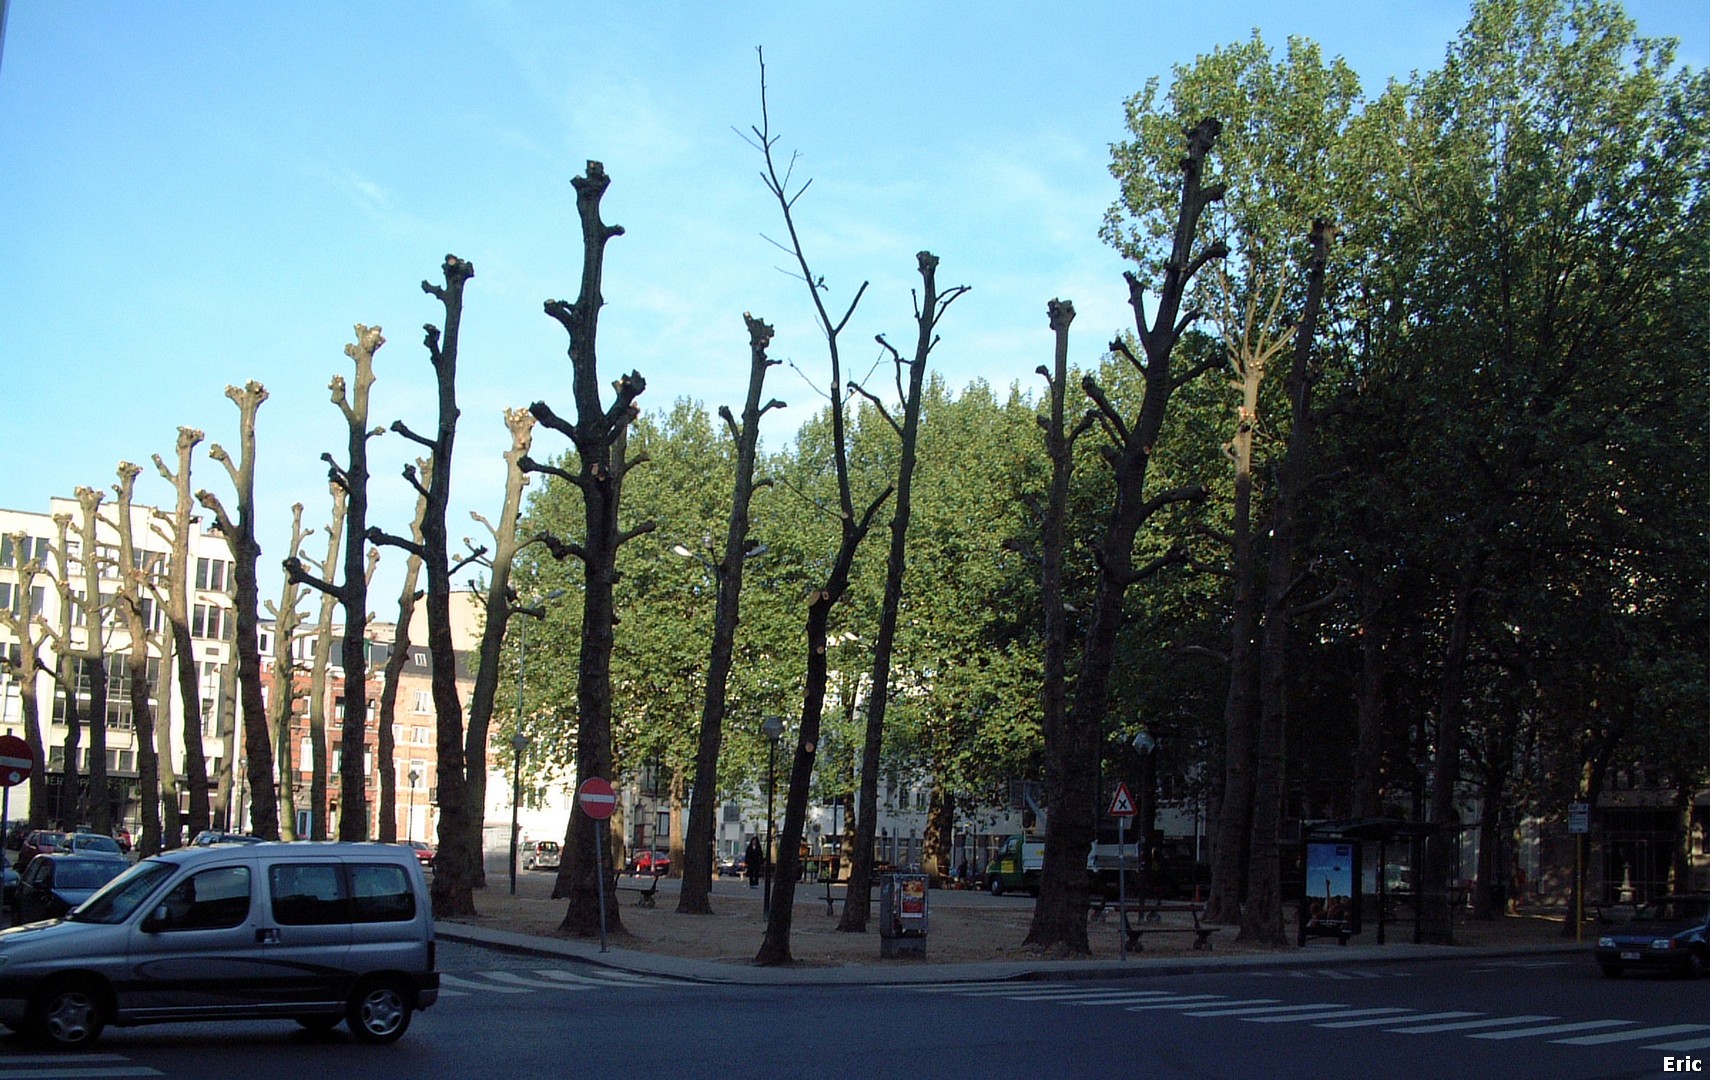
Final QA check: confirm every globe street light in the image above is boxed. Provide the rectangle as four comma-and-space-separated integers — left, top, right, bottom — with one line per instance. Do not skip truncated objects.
510, 733, 530, 896
1133, 729, 1157, 906
762, 715, 786, 917
406, 768, 420, 843
510, 589, 564, 895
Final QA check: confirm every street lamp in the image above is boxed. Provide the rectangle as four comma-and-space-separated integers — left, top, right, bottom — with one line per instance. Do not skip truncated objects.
406, 768, 420, 843
510, 733, 530, 895
1133, 729, 1157, 906
762, 715, 785, 917
510, 589, 564, 895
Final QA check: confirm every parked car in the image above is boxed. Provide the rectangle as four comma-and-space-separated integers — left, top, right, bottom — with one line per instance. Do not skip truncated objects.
1, 864, 17, 908
16, 830, 67, 874
0, 841, 439, 1046
190, 830, 263, 847
717, 854, 748, 878
12, 854, 129, 923
112, 829, 132, 854
631, 850, 670, 875
403, 840, 435, 869
1594, 893, 1710, 978
61, 834, 126, 860
5, 822, 31, 852
522, 841, 559, 871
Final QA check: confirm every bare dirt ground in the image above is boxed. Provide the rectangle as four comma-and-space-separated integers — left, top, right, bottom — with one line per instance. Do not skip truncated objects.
442, 870, 1573, 968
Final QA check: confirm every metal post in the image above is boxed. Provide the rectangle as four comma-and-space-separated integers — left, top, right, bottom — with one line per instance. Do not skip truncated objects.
1118, 813, 1128, 961
762, 716, 784, 918
509, 734, 528, 896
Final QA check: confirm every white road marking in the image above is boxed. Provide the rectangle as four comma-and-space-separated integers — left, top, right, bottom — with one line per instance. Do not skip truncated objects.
1244, 1007, 1414, 1024
1185, 1003, 1348, 1019
1387, 1015, 1557, 1034
1553, 1024, 1710, 1046
1468, 1020, 1634, 1040
440, 973, 532, 994
1318, 1011, 1481, 1029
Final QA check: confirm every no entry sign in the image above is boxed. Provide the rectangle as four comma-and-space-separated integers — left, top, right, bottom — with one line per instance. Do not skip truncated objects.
0, 735, 32, 788
578, 776, 617, 820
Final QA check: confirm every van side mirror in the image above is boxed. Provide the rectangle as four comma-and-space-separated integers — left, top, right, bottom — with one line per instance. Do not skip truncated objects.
140, 905, 170, 933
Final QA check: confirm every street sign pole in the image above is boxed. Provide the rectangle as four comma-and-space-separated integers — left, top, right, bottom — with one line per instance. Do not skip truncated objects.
578, 776, 618, 953
1108, 782, 1137, 962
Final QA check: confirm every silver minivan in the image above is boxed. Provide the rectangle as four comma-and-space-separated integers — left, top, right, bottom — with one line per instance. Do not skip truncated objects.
0, 841, 439, 1047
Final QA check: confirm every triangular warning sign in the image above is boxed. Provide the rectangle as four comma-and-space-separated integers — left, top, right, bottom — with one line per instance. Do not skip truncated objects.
1108, 782, 1137, 817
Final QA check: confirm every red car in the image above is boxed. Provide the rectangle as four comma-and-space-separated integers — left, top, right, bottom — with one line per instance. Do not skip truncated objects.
404, 840, 436, 869
16, 830, 67, 874
632, 850, 670, 875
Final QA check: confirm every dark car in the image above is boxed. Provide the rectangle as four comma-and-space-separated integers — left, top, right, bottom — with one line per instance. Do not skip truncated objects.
717, 854, 748, 878
61, 833, 126, 860
12, 853, 129, 923
1594, 894, 1710, 978
190, 830, 263, 847
16, 830, 67, 874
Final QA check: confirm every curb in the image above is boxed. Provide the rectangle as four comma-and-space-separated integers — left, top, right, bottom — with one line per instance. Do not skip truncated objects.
434, 919, 1588, 987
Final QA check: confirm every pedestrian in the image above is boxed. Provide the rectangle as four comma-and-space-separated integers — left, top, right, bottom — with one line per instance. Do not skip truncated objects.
745, 836, 763, 889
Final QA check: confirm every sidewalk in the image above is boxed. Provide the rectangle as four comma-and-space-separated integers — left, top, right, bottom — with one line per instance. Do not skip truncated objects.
434, 872, 1587, 986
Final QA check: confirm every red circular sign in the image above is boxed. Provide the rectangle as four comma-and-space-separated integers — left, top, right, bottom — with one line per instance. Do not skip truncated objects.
577, 776, 617, 820
0, 734, 32, 788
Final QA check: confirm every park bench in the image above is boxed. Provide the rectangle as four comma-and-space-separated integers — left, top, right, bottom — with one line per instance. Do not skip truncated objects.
1098, 900, 1220, 951
612, 872, 660, 908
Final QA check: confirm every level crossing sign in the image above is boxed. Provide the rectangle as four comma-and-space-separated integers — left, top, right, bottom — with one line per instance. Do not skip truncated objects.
1108, 782, 1137, 818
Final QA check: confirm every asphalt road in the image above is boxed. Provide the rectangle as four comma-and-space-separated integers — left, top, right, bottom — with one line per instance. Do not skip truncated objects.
1, 943, 1702, 1079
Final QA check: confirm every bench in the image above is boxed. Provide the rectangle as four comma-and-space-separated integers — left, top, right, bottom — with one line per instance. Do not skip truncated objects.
1100, 901, 1220, 951
613, 873, 660, 908
1125, 923, 1222, 951
824, 880, 846, 915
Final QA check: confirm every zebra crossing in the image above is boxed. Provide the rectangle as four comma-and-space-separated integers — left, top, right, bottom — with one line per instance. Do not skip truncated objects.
0, 1051, 161, 1077
1252, 968, 1418, 980
898, 981, 1710, 1053
438, 966, 675, 998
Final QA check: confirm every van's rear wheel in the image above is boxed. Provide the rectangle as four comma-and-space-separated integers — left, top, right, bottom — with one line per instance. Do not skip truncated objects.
346, 978, 412, 1044
30, 979, 107, 1048
988, 878, 1003, 897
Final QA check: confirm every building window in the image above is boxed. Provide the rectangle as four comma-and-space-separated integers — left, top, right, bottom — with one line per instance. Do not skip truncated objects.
413, 691, 431, 715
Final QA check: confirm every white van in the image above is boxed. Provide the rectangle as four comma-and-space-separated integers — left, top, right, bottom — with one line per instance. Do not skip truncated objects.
0, 841, 439, 1047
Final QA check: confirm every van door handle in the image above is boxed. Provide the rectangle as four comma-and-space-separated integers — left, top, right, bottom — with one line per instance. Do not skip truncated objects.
255, 928, 280, 944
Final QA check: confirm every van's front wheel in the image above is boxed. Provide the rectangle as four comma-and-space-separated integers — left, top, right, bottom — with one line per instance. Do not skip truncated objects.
346, 978, 412, 1044
30, 979, 107, 1048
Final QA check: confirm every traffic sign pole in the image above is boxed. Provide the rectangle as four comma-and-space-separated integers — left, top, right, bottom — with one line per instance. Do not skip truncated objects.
1108, 782, 1137, 962
578, 777, 617, 953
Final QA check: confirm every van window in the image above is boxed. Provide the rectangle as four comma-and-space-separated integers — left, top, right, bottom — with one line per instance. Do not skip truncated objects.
157, 866, 252, 931
270, 864, 349, 925
72, 861, 176, 924
349, 864, 415, 923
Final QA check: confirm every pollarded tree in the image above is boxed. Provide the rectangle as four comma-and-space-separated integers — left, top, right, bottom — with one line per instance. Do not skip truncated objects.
196, 382, 279, 839
0, 531, 51, 828
268, 505, 310, 839
518, 164, 650, 937
300, 485, 347, 841
369, 255, 480, 917
110, 463, 164, 856
373, 461, 430, 843
678, 316, 784, 915
72, 487, 115, 834
150, 427, 213, 844
1023, 119, 1226, 956
285, 324, 386, 840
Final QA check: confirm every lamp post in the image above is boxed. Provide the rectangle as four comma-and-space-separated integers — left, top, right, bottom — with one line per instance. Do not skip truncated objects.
762, 715, 785, 917
509, 588, 563, 895
406, 768, 420, 843
510, 733, 530, 896
1133, 730, 1157, 906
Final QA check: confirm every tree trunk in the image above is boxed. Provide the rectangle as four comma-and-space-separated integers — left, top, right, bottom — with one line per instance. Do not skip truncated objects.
678, 314, 779, 916
196, 382, 278, 840
374, 473, 429, 844
73, 488, 113, 836
306, 486, 346, 841
112, 463, 162, 857
154, 426, 212, 844
840, 252, 961, 933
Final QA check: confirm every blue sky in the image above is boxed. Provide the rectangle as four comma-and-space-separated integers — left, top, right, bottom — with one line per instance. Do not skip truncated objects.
2, 1, 1703, 606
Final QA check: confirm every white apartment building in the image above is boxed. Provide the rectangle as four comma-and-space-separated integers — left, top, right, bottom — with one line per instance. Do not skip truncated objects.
0, 497, 237, 833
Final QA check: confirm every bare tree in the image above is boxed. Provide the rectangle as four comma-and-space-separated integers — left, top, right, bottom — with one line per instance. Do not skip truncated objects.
521, 163, 651, 936
268, 505, 310, 839
72, 487, 113, 834
374, 463, 430, 843
368, 255, 480, 918
458, 407, 538, 896
152, 426, 213, 844
1025, 119, 1225, 955
301, 487, 347, 840
196, 382, 279, 839
678, 313, 784, 916
839, 252, 967, 933
38, 513, 86, 828
111, 463, 163, 856
285, 324, 386, 840
0, 531, 50, 827
1205, 262, 1296, 925
743, 57, 892, 964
